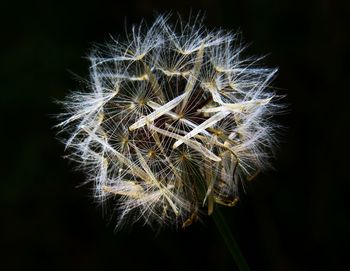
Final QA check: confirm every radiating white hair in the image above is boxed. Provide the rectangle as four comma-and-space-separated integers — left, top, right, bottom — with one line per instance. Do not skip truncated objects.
57, 14, 282, 229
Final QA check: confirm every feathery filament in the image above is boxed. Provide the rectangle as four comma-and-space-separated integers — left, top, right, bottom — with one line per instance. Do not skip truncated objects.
57, 15, 280, 228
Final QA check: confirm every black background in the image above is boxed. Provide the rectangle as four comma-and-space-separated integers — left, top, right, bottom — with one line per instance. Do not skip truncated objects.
2, 0, 349, 270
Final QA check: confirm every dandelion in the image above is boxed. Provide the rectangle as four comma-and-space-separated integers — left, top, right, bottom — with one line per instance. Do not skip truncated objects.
57, 14, 281, 229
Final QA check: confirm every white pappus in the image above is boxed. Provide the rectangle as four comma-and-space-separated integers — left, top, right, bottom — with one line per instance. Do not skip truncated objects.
56, 14, 282, 229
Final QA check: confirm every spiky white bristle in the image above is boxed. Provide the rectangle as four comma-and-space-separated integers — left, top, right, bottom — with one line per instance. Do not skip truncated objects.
57, 14, 281, 228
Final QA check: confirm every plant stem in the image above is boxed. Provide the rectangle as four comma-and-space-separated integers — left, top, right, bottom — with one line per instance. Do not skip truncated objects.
212, 209, 251, 271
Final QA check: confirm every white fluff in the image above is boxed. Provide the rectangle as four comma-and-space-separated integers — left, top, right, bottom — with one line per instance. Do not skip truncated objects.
57, 15, 281, 228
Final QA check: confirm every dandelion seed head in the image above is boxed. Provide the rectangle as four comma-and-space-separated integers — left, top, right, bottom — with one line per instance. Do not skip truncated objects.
57, 14, 282, 229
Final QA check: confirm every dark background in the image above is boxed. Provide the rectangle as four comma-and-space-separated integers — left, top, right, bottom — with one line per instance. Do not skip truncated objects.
1, 0, 349, 270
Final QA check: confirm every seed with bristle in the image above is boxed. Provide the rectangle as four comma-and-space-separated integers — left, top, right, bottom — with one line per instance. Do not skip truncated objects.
57, 14, 281, 228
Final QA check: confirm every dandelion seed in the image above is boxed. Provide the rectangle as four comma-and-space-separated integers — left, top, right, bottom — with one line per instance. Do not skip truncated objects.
57, 14, 282, 228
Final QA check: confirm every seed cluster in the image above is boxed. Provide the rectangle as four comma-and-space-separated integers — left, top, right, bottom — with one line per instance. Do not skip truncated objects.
58, 16, 279, 228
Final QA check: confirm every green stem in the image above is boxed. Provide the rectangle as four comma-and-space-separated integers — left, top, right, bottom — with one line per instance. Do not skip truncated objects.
212, 209, 251, 271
